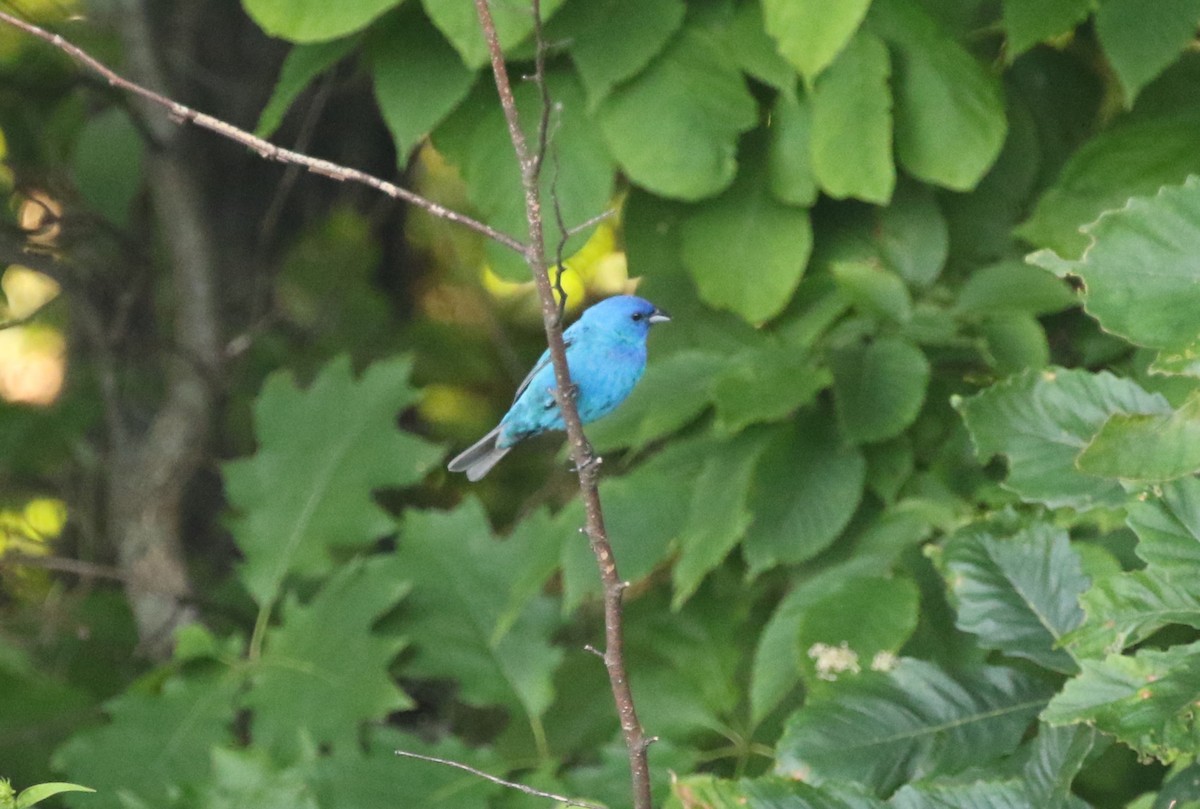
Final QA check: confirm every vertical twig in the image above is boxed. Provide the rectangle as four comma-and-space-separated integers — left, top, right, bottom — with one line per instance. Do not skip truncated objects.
471, 3, 654, 808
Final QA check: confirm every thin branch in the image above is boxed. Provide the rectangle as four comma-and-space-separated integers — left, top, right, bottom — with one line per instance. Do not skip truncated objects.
564, 208, 617, 240
394, 750, 604, 809
0, 10, 526, 256
472, 2, 654, 808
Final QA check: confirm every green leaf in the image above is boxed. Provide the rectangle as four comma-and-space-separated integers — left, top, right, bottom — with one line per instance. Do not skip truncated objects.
712, 344, 829, 434
729, 0, 798, 91
1096, 0, 1200, 105
1127, 476, 1200, 569
197, 748, 317, 809
245, 557, 411, 754
830, 261, 913, 323
775, 660, 1053, 794
680, 136, 813, 324
1022, 723, 1097, 809
422, 0, 568, 68
434, 72, 614, 279
598, 26, 758, 201
743, 412, 866, 575
797, 575, 920, 687
72, 108, 144, 228
810, 29, 895, 204
672, 431, 769, 608
955, 260, 1076, 315
243, 0, 401, 42
869, 0, 1008, 191
397, 500, 563, 719
369, 5, 475, 161
550, 0, 686, 107
224, 356, 441, 607
831, 337, 930, 444
1154, 761, 1200, 809
1068, 567, 1200, 657
1001, 0, 1094, 58
1017, 113, 1200, 257
1043, 640, 1200, 762
666, 775, 886, 809
876, 181, 948, 287
981, 312, 1052, 375
941, 522, 1088, 673
761, 0, 873, 81
954, 367, 1170, 510
1078, 390, 1200, 482
768, 90, 819, 207
14, 784, 95, 809
890, 780, 1031, 809
54, 671, 240, 809
256, 37, 358, 137
1030, 177, 1200, 352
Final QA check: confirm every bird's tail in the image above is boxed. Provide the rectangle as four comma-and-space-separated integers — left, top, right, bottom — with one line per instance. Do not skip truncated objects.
447, 426, 511, 481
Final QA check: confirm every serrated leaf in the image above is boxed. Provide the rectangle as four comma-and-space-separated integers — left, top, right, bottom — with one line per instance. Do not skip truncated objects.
1017, 113, 1200, 257
1127, 476, 1200, 569
1043, 640, 1200, 762
809, 30, 895, 204
680, 135, 813, 324
941, 522, 1087, 673
666, 774, 886, 809
1154, 760, 1200, 809
224, 356, 441, 607
762, 0, 873, 81
1068, 567, 1200, 657
1096, 0, 1200, 105
954, 367, 1170, 510
597, 26, 758, 201
890, 780, 1032, 809
1001, 0, 1094, 59
433, 72, 614, 279
422, 0, 568, 69
369, 5, 475, 161
768, 89, 819, 207
1030, 178, 1200, 353
831, 337, 930, 444
743, 413, 866, 575
397, 500, 563, 719
550, 0, 686, 107
256, 37, 357, 137
1022, 723, 1097, 809
198, 748, 318, 809
245, 557, 411, 754
775, 660, 1053, 794
54, 671, 240, 809
1077, 390, 1200, 482
243, 0, 401, 42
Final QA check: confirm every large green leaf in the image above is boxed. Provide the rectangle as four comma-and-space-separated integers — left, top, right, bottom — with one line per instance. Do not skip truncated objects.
809, 29, 895, 204
890, 780, 1032, 809
1127, 476, 1200, 569
762, 0, 873, 81
1030, 177, 1200, 353
245, 557, 411, 754
743, 412, 867, 575
875, 181, 948, 288
256, 38, 359, 137
712, 343, 829, 434
598, 27, 758, 201
775, 660, 1053, 794
1068, 567, 1200, 657
1095, 0, 1200, 104
1043, 640, 1200, 762
954, 367, 1170, 510
869, 0, 1007, 191
1017, 113, 1200, 257
940, 522, 1087, 673
680, 136, 813, 324
195, 748, 317, 809
369, 5, 475, 161
550, 0, 686, 107
768, 89, 819, 207
1022, 723, 1097, 809
54, 671, 240, 809
831, 337, 930, 444
243, 0, 401, 42
433, 72, 614, 279
422, 0, 568, 68
666, 774, 886, 809
1001, 0, 1093, 59
1077, 390, 1200, 482
955, 260, 1076, 316
223, 356, 441, 607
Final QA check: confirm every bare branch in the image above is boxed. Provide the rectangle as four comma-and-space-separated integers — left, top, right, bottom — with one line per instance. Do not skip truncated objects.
0, 10, 526, 255
394, 750, 605, 809
472, 2, 654, 807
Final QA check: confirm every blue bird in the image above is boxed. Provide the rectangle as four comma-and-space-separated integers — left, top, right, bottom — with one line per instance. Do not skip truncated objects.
448, 295, 671, 481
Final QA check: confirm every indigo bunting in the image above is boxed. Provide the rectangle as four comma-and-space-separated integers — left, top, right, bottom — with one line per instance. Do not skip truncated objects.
448, 295, 670, 481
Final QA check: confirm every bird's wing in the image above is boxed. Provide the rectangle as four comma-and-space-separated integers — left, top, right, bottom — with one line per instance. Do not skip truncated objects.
511, 333, 577, 405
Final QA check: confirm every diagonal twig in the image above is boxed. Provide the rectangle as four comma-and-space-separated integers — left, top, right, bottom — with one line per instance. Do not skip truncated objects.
0, 9, 526, 255
394, 750, 605, 809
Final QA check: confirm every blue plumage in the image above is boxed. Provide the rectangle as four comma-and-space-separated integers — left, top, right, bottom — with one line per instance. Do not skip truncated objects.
448, 295, 670, 481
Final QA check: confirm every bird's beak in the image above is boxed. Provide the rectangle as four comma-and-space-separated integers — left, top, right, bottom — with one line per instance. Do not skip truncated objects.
648, 308, 671, 325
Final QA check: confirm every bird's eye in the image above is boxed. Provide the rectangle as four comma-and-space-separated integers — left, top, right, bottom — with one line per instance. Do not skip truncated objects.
631, 312, 644, 322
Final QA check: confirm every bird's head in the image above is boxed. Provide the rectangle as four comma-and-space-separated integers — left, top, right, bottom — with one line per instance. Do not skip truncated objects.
580, 295, 670, 342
